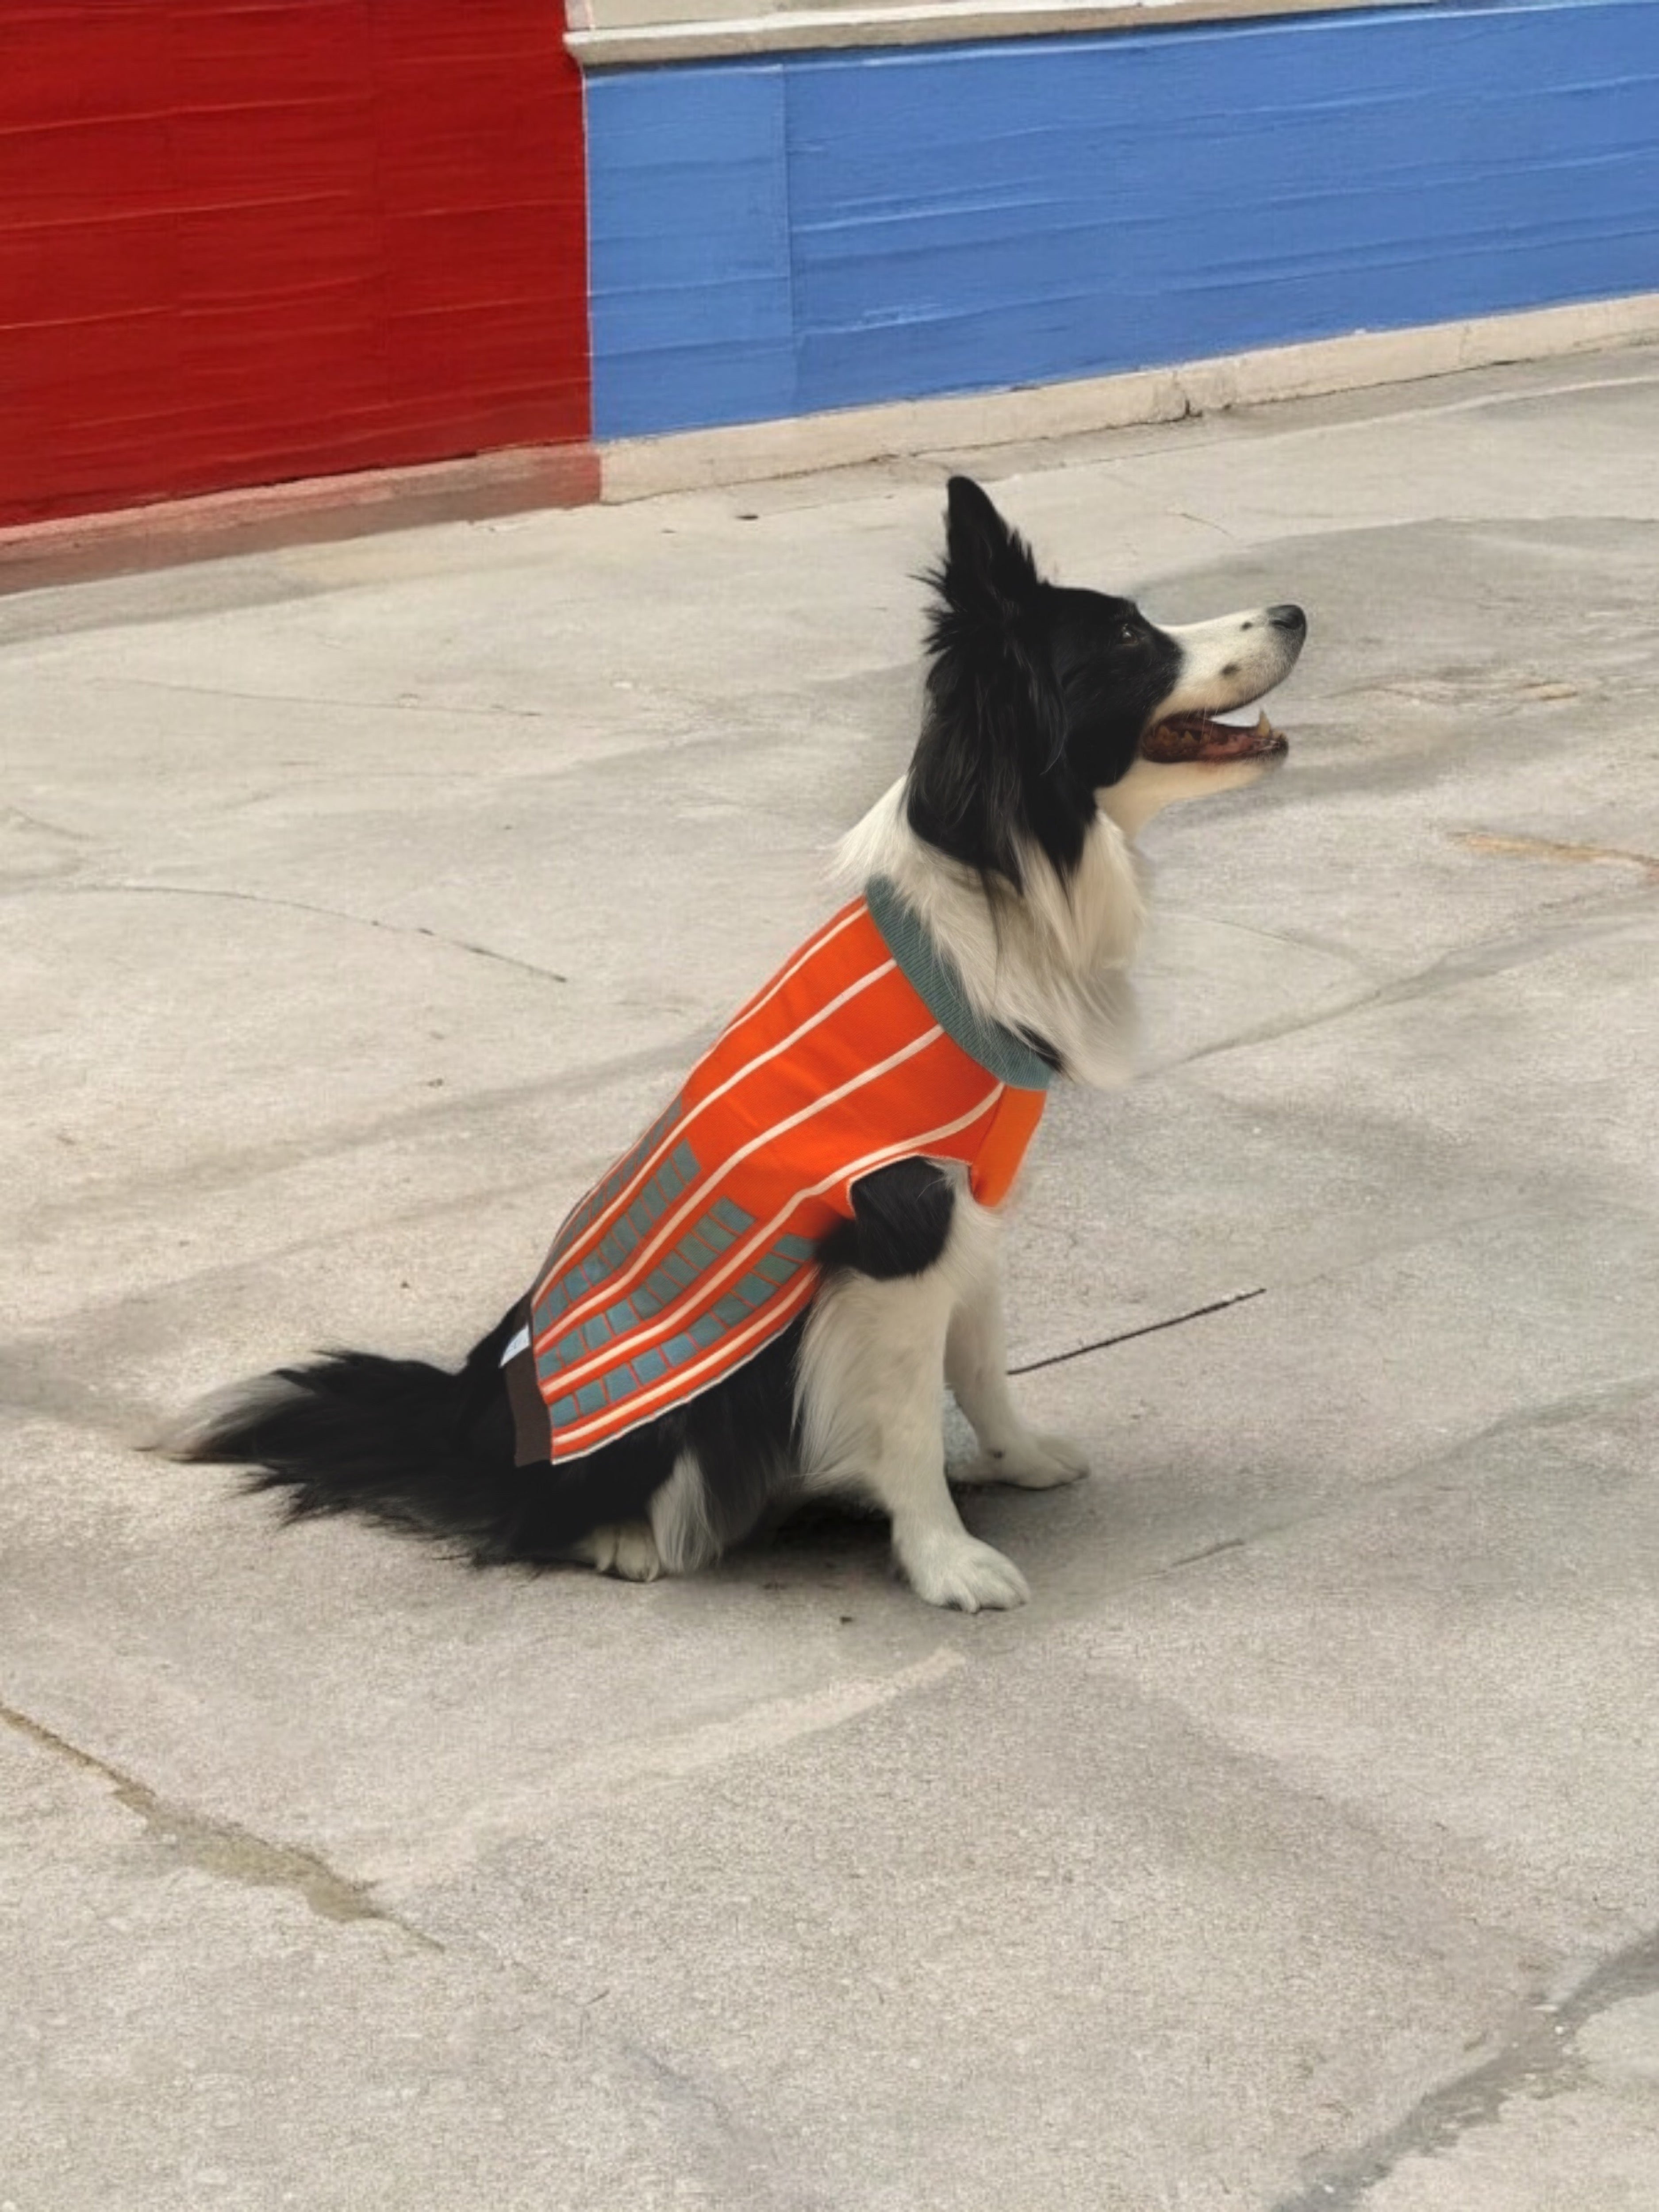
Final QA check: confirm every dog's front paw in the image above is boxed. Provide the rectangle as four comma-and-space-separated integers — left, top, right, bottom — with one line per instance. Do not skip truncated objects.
1029, 1430, 1091, 1482
578, 1521, 664, 1582
897, 1528, 1030, 1613
955, 1431, 1091, 1490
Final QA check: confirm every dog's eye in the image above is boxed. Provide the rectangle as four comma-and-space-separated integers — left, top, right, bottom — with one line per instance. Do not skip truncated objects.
1119, 622, 1141, 645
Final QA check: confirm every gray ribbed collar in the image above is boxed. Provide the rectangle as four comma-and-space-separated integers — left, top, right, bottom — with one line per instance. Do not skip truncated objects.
865, 876, 1056, 1092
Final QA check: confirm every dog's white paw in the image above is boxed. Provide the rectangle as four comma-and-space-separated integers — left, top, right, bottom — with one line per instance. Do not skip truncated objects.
954, 1431, 1091, 1490
898, 1529, 1030, 1613
576, 1521, 664, 1582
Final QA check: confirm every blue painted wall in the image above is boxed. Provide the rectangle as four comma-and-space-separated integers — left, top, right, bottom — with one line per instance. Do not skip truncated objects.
587, 0, 1659, 440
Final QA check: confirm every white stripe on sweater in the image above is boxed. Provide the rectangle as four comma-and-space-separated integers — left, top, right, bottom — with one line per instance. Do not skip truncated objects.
532, 947, 897, 1313
533, 1016, 949, 1372
547, 1080, 1004, 1452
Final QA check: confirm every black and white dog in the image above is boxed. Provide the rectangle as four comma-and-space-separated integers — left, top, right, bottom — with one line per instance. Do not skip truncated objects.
171, 476, 1304, 1612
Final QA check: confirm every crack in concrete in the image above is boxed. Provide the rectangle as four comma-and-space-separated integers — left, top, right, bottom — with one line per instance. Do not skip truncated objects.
1171, 506, 1241, 542
106, 673, 573, 721
19, 879, 569, 985
1273, 1919, 1659, 2208
84, 668, 861, 768
1156, 904, 1392, 976
0, 803, 95, 846
1154, 899, 1655, 1078
1008, 1287, 1267, 1377
12, 1029, 699, 1247
0, 1700, 438, 1948
1004, 1196, 1582, 1392
618, 2038, 836, 2212
1162, 1368, 1658, 1586
996, 1365, 1658, 1643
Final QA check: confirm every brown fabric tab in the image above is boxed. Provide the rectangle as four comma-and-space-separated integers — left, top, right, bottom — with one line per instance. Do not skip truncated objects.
504, 1318, 551, 1467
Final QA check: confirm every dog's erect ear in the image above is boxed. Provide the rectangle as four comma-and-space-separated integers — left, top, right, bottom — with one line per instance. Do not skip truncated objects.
940, 475, 1045, 616
911, 477, 1064, 889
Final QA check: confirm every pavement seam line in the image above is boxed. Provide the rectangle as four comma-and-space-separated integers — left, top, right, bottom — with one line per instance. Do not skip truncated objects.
11, 1031, 706, 1241
1271, 1920, 1659, 2209
367, 1648, 969, 1889
0, 1698, 439, 1948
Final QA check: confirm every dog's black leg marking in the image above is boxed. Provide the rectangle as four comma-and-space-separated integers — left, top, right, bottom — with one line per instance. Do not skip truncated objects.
677, 1319, 803, 1553
552, 1166, 957, 1567
816, 1158, 956, 1281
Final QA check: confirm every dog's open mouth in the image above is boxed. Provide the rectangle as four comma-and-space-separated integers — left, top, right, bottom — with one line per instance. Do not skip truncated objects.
1142, 705, 1288, 765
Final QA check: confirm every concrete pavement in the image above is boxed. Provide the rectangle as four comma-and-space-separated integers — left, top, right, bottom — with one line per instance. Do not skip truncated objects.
4, 345, 1659, 2210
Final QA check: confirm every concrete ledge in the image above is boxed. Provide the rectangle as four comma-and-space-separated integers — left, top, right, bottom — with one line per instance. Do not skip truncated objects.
9, 293, 1653, 584
567, 0, 1416, 67
0, 442, 600, 596
598, 293, 1659, 500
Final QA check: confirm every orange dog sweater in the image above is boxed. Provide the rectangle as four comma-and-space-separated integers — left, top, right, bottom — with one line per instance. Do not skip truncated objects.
503, 878, 1052, 1465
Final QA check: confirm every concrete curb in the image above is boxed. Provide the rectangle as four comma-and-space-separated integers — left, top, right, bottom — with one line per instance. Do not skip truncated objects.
599, 292, 1659, 500
4, 292, 1655, 590
0, 442, 601, 597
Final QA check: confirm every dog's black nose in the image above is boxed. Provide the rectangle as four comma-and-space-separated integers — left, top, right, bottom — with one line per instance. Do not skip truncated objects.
1268, 603, 1307, 636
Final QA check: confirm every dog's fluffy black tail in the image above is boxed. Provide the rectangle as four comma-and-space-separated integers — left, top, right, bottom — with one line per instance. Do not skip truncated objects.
162, 1316, 634, 1564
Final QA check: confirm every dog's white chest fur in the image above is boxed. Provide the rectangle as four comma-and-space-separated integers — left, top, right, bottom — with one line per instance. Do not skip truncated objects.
837, 778, 1147, 1092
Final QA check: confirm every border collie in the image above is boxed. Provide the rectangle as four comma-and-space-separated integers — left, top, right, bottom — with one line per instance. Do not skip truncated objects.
169, 476, 1304, 1612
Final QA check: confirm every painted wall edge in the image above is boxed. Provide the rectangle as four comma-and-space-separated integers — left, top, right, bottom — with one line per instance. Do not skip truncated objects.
585, 0, 1659, 442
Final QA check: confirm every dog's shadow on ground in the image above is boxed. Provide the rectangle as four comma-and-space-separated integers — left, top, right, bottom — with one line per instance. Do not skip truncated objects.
691, 1458, 1094, 1613
715, 1498, 895, 1608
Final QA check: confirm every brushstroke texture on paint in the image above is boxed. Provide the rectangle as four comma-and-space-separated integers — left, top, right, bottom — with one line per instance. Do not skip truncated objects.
0, 1, 591, 527
588, 0, 1659, 438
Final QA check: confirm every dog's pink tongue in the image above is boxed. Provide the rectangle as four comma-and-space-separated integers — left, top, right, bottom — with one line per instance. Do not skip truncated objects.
1143, 710, 1286, 764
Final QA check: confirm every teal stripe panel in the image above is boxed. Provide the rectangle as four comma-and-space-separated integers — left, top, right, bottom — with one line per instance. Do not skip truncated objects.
544, 1230, 818, 1430
865, 877, 1054, 1091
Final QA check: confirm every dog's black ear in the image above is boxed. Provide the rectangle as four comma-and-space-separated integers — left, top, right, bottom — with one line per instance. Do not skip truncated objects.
911, 477, 1063, 890
939, 475, 1045, 616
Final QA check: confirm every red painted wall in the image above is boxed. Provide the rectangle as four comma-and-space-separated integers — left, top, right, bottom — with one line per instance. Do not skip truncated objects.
0, 0, 590, 528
